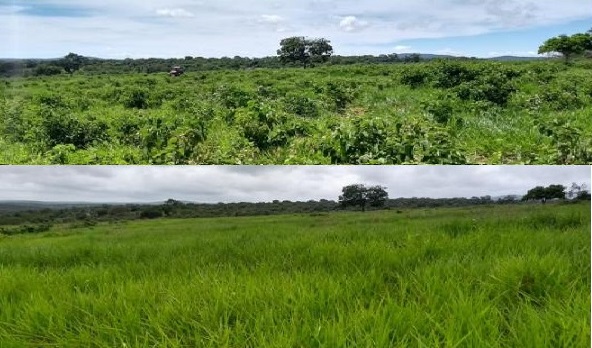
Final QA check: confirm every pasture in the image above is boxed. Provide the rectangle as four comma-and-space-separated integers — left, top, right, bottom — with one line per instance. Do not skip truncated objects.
0, 203, 589, 347
1, 59, 592, 164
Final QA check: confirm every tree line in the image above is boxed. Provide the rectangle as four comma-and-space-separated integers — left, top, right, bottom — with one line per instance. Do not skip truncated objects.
2, 30, 590, 78
0, 183, 588, 235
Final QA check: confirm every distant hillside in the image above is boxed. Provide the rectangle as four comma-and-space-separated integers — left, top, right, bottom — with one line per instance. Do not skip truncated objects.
0, 201, 114, 212
486, 55, 547, 61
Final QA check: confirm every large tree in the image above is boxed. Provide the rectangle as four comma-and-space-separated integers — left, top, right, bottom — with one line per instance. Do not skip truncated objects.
57, 53, 88, 74
277, 37, 333, 68
538, 32, 592, 63
339, 184, 388, 212
523, 184, 566, 201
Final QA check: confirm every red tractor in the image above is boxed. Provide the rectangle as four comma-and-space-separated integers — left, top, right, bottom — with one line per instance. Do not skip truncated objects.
169, 66, 184, 77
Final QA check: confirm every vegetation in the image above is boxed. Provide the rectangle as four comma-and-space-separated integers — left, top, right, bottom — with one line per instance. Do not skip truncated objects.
522, 184, 567, 201
1, 31, 590, 164
277, 37, 334, 68
1, 182, 589, 236
0, 203, 588, 347
538, 32, 592, 63
2, 57, 591, 164
339, 184, 389, 211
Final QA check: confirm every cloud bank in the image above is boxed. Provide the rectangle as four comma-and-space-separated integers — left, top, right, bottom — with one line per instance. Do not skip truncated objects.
1, 0, 590, 58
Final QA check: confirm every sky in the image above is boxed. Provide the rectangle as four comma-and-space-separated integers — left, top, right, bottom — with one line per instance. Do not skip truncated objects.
0, 166, 589, 203
1, 0, 591, 59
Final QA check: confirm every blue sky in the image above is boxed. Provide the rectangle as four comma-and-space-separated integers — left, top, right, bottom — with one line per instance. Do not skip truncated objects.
1, 0, 590, 58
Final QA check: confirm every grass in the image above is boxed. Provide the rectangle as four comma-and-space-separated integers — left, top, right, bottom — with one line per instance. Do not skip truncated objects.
0, 203, 589, 347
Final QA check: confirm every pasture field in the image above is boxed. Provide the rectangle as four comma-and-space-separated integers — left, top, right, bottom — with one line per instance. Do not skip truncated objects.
0, 203, 589, 347
1, 59, 592, 164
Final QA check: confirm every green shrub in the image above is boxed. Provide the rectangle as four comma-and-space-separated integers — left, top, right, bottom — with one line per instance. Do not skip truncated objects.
430, 60, 477, 88
421, 92, 457, 124
283, 93, 319, 118
399, 67, 429, 88
42, 109, 110, 149
122, 88, 150, 109
324, 82, 355, 112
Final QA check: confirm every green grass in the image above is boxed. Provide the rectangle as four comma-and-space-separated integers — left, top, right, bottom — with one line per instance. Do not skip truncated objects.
1, 59, 592, 164
0, 203, 589, 347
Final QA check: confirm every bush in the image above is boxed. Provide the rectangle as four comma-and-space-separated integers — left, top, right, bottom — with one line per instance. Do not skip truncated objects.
140, 208, 163, 219
399, 67, 429, 88
430, 60, 477, 89
421, 92, 457, 124
34, 64, 63, 76
42, 109, 110, 149
324, 82, 355, 112
215, 85, 254, 109
283, 93, 319, 118
123, 88, 150, 109
234, 101, 289, 150
455, 72, 516, 106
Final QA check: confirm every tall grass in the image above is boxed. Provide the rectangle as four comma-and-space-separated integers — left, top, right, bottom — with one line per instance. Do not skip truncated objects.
0, 203, 589, 347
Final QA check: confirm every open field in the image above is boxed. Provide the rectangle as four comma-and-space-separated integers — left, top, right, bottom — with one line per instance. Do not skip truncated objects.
0, 203, 589, 347
1, 59, 592, 164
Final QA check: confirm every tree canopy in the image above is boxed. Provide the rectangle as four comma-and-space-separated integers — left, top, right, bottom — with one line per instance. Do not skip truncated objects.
339, 184, 388, 211
538, 32, 592, 63
277, 37, 333, 67
522, 184, 566, 201
57, 53, 89, 74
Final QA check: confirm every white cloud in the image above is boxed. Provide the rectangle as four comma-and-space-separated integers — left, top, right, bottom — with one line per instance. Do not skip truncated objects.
393, 45, 412, 52
487, 50, 543, 57
0, 166, 588, 203
435, 48, 466, 56
256, 14, 289, 32
156, 8, 195, 18
339, 16, 369, 32
0, 0, 590, 58
259, 14, 284, 24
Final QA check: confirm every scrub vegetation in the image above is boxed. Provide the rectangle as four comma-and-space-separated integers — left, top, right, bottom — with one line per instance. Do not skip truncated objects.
1, 58, 592, 164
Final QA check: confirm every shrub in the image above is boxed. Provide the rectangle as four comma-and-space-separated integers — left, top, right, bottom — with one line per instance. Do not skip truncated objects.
283, 93, 319, 118
34, 64, 63, 76
399, 67, 429, 88
234, 101, 289, 150
42, 109, 110, 149
421, 92, 457, 124
324, 82, 355, 112
123, 88, 150, 109
455, 72, 516, 106
215, 85, 254, 109
140, 208, 163, 219
537, 118, 592, 164
430, 60, 477, 89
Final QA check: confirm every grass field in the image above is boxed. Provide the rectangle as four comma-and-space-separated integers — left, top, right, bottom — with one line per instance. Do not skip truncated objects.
2, 60, 592, 164
0, 202, 589, 347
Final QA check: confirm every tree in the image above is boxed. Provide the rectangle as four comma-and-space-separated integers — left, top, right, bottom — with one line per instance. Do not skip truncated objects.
277, 37, 333, 68
523, 184, 566, 201
339, 184, 388, 212
57, 52, 88, 74
567, 183, 587, 199
366, 185, 389, 208
538, 32, 592, 63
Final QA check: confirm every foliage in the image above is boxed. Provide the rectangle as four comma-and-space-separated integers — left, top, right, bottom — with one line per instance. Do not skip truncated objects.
56, 53, 88, 74
277, 37, 333, 67
538, 32, 592, 63
339, 184, 389, 211
523, 184, 566, 201
0, 59, 591, 164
